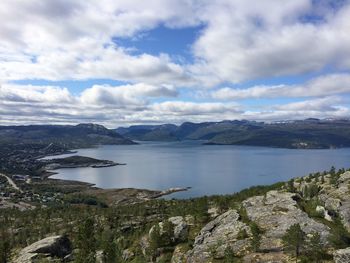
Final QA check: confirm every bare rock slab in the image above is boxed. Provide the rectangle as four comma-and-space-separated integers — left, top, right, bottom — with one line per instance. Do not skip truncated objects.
15, 235, 72, 263
242, 190, 330, 251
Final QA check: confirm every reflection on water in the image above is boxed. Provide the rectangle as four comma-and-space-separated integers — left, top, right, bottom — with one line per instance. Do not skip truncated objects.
51, 141, 350, 198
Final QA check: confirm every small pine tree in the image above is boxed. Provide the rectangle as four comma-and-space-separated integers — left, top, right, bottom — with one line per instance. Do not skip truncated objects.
160, 220, 174, 246
237, 228, 249, 240
250, 222, 261, 252
330, 166, 336, 176
328, 219, 350, 249
308, 184, 320, 199
303, 185, 309, 199
0, 238, 10, 263
148, 224, 162, 260
306, 232, 325, 263
287, 179, 296, 193
101, 231, 120, 263
282, 224, 306, 263
223, 247, 240, 263
76, 218, 96, 263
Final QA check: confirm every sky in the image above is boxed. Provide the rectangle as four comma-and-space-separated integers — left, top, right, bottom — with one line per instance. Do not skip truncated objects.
1, 0, 350, 128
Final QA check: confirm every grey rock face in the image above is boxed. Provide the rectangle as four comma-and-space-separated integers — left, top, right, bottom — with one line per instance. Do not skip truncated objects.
168, 216, 189, 242
243, 252, 289, 263
140, 235, 150, 257
242, 190, 330, 251
122, 249, 135, 261
171, 245, 187, 263
316, 205, 333, 222
186, 209, 251, 262
318, 172, 350, 232
14, 235, 72, 263
334, 247, 350, 263
149, 216, 189, 243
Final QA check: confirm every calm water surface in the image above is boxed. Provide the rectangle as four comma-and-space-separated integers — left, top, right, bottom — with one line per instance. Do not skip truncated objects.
51, 141, 350, 198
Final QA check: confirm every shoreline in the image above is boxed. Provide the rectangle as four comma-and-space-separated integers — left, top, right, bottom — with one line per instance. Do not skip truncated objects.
39, 151, 191, 200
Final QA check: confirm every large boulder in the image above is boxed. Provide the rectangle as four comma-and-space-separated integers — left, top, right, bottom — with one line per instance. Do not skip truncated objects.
242, 190, 330, 251
186, 209, 251, 262
149, 216, 189, 243
139, 235, 150, 257
15, 235, 72, 263
122, 249, 135, 261
168, 216, 188, 242
318, 171, 350, 232
315, 205, 333, 222
171, 245, 188, 263
334, 247, 350, 263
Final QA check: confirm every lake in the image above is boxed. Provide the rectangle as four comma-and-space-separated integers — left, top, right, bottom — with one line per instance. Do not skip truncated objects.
51, 141, 350, 198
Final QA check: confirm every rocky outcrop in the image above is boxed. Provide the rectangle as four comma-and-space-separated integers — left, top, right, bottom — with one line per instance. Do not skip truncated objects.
242, 252, 289, 263
122, 249, 135, 261
242, 190, 330, 251
334, 247, 350, 263
14, 235, 72, 263
318, 172, 350, 232
186, 209, 251, 262
171, 245, 188, 263
149, 216, 189, 243
168, 216, 189, 242
140, 235, 150, 257
316, 205, 333, 221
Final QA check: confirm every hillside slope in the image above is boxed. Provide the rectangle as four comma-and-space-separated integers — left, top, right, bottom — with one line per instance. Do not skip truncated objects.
3, 168, 350, 262
0, 123, 135, 148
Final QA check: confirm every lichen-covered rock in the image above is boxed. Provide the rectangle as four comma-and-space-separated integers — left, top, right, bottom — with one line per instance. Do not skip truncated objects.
334, 247, 350, 263
171, 245, 188, 263
318, 171, 350, 232
242, 190, 330, 251
140, 235, 150, 257
316, 205, 333, 222
185, 215, 195, 226
149, 216, 189, 243
14, 235, 72, 263
168, 216, 189, 242
186, 209, 251, 262
339, 200, 350, 231
122, 249, 135, 261
96, 250, 104, 263
208, 207, 219, 218
243, 252, 290, 263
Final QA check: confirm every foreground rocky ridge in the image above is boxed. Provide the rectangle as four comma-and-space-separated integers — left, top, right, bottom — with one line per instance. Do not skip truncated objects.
6, 169, 350, 262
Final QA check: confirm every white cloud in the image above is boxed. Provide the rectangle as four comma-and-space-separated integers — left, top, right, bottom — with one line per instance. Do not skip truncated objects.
1, 1, 350, 86
151, 101, 241, 115
0, 0, 199, 85
212, 74, 350, 100
0, 84, 74, 103
273, 96, 343, 111
0, 83, 243, 126
192, 0, 350, 83
0, 82, 349, 126
242, 96, 350, 121
80, 83, 178, 106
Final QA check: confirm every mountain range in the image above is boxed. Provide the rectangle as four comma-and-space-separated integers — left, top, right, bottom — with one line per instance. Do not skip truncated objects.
0, 123, 135, 148
116, 118, 350, 149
